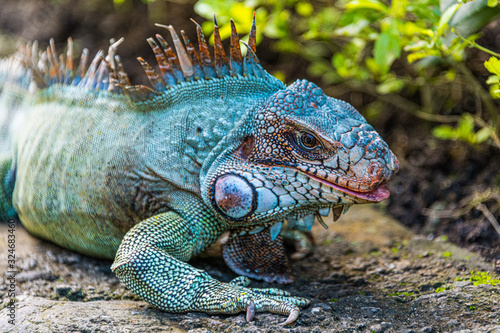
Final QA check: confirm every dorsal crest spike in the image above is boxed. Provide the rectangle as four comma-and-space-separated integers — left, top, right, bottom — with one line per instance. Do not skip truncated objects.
146, 37, 176, 86
58, 53, 65, 82
155, 33, 185, 83
137, 57, 166, 91
180, 30, 203, 79
98, 52, 119, 92
213, 18, 229, 77
13, 14, 283, 101
155, 24, 194, 78
248, 12, 257, 53
106, 37, 125, 71
74, 48, 89, 84
191, 18, 216, 79
114, 54, 131, 87
95, 55, 108, 91
80, 50, 104, 89
241, 40, 263, 77
229, 19, 243, 76
48, 38, 59, 82
65, 37, 73, 84
31, 40, 38, 66
155, 34, 179, 66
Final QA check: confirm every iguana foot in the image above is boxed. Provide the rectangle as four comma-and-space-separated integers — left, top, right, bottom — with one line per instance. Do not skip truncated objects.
194, 276, 309, 325
112, 211, 309, 325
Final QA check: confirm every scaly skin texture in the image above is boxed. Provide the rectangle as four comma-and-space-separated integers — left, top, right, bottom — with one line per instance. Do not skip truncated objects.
0, 16, 398, 324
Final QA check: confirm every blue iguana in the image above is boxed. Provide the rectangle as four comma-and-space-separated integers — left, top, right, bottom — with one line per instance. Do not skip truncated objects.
0, 15, 399, 324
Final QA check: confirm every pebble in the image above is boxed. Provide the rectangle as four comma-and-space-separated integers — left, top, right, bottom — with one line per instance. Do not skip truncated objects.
311, 307, 322, 315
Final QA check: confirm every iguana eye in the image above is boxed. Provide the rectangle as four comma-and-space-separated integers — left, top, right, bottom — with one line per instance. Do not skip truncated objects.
298, 132, 320, 150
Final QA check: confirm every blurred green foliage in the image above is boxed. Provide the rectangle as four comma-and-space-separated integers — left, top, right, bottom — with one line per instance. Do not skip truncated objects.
485, 57, 500, 99
193, 0, 500, 149
433, 114, 493, 145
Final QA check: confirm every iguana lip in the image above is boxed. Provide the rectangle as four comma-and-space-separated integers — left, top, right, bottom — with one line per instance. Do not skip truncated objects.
298, 170, 390, 203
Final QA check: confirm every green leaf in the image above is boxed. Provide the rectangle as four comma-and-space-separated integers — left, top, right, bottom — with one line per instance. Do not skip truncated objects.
437, 3, 458, 36
488, 0, 499, 7
449, 0, 500, 38
332, 53, 350, 78
296, 2, 314, 17
490, 83, 500, 99
440, 0, 458, 14
414, 55, 445, 70
475, 127, 492, 143
345, 0, 388, 13
486, 74, 500, 84
457, 114, 475, 139
485, 57, 500, 76
334, 18, 371, 37
433, 125, 456, 140
376, 77, 405, 94
400, 22, 434, 37
374, 32, 401, 74
365, 57, 380, 74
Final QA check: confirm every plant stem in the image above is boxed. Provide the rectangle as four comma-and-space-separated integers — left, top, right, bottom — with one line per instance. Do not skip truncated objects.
452, 28, 500, 58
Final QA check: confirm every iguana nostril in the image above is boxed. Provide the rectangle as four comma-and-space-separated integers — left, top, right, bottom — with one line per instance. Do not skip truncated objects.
377, 168, 386, 181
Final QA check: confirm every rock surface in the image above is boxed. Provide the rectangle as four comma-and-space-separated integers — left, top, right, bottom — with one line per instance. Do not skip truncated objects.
1, 205, 499, 332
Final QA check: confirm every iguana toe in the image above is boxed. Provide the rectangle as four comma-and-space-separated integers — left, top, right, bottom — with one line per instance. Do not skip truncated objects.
246, 300, 255, 322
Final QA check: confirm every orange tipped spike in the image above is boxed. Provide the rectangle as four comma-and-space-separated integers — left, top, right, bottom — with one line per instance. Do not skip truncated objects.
229, 19, 243, 75
66, 38, 73, 80
156, 24, 194, 78
58, 53, 65, 79
47, 43, 58, 81
147, 37, 171, 77
181, 30, 203, 78
191, 18, 216, 78
213, 18, 229, 76
156, 34, 180, 67
248, 12, 257, 53
137, 57, 165, 90
76, 48, 89, 81
114, 55, 131, 87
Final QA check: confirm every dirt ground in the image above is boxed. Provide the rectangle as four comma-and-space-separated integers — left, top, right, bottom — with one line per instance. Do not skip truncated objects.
1, 205, 499, 332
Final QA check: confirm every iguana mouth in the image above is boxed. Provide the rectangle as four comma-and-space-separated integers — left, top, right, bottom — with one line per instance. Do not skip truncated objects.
298, 170, 390, 203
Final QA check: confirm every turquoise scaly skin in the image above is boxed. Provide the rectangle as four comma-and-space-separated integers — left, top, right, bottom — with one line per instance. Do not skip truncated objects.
0, 16, 399, 324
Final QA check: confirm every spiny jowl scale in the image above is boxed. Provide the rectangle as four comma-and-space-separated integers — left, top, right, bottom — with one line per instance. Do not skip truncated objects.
0, 13, 400, 326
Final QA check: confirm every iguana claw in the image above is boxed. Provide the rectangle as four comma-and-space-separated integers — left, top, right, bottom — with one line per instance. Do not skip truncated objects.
246, 300, 255, 322
281, 307, 300, 326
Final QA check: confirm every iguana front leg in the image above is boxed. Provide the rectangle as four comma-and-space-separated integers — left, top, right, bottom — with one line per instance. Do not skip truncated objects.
111, 211, 309, 324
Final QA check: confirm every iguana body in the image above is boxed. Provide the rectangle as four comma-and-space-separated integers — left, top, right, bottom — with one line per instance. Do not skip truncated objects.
0, 16, 398, 323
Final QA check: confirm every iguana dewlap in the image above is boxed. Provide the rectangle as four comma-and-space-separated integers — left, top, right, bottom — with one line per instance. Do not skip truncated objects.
0, 15, 399, 324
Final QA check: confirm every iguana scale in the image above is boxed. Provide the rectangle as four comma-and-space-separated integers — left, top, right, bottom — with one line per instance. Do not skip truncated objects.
0, 15, 399, 324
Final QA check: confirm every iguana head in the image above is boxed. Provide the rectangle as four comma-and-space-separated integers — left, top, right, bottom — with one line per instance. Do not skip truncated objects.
201, 79, 399, 229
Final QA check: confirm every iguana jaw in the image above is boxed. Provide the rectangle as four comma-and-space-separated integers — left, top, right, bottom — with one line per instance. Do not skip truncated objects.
296, 169, 390, 203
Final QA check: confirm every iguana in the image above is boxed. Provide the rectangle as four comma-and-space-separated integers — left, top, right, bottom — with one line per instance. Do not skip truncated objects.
0, 15, 399, 324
